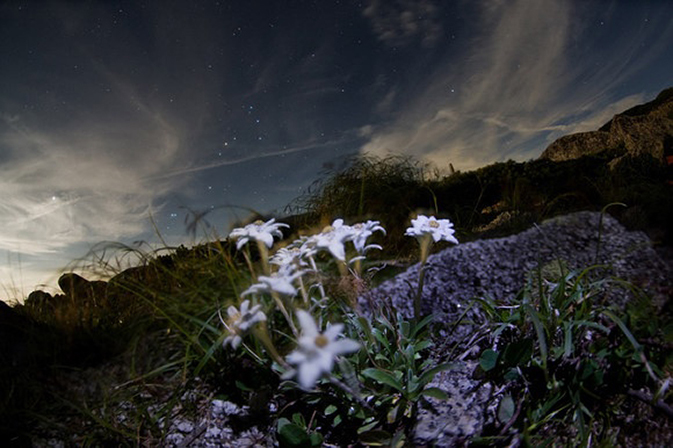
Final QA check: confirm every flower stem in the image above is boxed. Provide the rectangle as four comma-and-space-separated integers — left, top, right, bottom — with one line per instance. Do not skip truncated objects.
328, 374, 374, 411
271, 291, 298, 336
414, 265, 427, 320
297, 275, 309, 305
256, 240, 271, 276
308, 255, 327, 299
414, 235, 433, 320
242, 248, 256, 278
253, 325, 288, 368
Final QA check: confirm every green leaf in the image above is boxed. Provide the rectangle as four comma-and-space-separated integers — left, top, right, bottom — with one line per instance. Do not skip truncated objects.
292, 412, 306, 427
338, 357, 361, 395
501, 339, 533, 368
324, 405, 337, 416
387, 404, 400, 424
357, 316, 374, 343
602, 309, 642, 353
357, 418, 379, 434
411, 313, 435, 338
407, 374, 420, 395
497, 394, 515, 424
362, 368, 404, 391
503, 367, 520, 381
377, 315, 396, 334
524, 303, 548, 369
479, 349, 499, 372
414, 339, 433, 352
374, 353, 390, 363
563, 321, 573, 358
235, 380, 253, 392
358, 429, 392, 446
574, 320, 610, 335
309, 432, 323, 447
277, 420, 311, 448
372, 328, 391, 350
404, 344, 415, 363
333, 414, 342, 427
421, 387, 448, 400
418, 362, 456, 386
400, 321, 411, 338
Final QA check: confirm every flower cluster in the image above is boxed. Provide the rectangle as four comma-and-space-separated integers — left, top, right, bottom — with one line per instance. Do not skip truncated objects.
223, 217, 385, 388
301, 218, 386, 262
221, 215, 453, 389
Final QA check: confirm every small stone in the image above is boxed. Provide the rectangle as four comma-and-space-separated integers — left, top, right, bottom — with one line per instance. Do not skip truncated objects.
205, 427, 222, 438
212, 399, 240, 416
176, 421, 194, 433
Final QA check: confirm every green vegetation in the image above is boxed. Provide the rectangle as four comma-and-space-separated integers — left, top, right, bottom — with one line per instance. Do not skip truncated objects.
1, 153, 671, 446
473, 262, 672, 445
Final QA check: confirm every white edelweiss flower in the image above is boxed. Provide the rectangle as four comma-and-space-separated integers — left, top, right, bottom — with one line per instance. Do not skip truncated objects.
305, 219, 353, 261
270, 246, 307, 269
241, 265, 304, 297
405, 215, 459, 244
286, 310, 360, 389
350, 220, 386, 254
222, 300, 267, 349
229, 218, 289, 250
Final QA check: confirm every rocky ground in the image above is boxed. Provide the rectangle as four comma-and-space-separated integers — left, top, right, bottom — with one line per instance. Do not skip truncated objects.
30, 211, 672, 447
364, 211, 672, 446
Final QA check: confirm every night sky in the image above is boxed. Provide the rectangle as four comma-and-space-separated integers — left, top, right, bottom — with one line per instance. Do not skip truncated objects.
1, 0, 672, 299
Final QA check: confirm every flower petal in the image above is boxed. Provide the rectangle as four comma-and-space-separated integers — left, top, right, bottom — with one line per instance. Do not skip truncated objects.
286, 350, 307, 365
329, 339, 361, 355
258, 232, 275, 248
315, 350, 335, 374
227, 305, 238, 318
328, 241, 346, 261
297, 362, 323, 389
235, 238, 248, 250
296, 310, 319, 337
323, 323, 345, 341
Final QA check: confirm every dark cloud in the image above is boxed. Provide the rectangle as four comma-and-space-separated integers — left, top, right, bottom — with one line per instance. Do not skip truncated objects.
363, 0, 443, 48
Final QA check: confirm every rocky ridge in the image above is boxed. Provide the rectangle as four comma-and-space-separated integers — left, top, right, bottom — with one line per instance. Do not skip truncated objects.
540, 87, 673, 166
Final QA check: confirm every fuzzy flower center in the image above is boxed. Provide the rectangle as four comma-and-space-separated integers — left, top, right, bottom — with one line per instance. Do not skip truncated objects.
314, 334, 329, 348
253, 220, 264, 226
227, 312, 242, 333
429, 220, 440, 228
322, 225, 334, 233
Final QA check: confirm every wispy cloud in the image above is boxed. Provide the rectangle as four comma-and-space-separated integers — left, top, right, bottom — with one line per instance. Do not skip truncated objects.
0, 1, 226, 296
0, 100, 185, 256
360, 0, 671, 170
